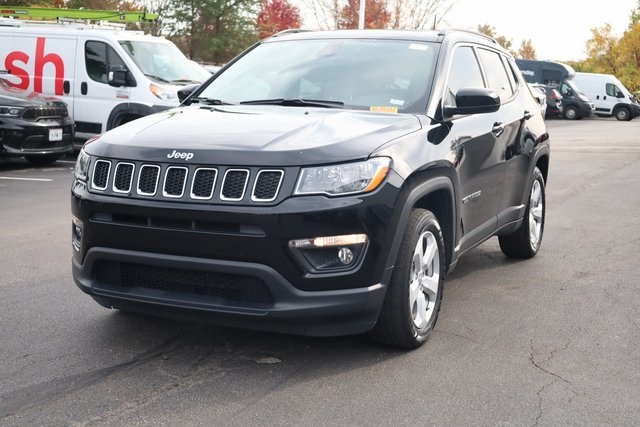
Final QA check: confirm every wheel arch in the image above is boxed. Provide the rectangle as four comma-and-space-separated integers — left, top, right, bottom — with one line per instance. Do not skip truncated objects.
106, 103, 156, 131
382, 170, 458, 281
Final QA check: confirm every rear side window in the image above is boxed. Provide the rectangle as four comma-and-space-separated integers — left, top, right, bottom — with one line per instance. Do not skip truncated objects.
445, 46, 484, 106
477, 48, 514, 100
85, 41, 128, 84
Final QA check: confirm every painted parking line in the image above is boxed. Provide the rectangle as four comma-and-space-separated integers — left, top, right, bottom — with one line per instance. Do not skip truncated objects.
0, 176, 53, 182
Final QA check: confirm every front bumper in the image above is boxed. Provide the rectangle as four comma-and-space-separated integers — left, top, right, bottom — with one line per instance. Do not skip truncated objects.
0, 116, 74, 156
71, 171, 404, 336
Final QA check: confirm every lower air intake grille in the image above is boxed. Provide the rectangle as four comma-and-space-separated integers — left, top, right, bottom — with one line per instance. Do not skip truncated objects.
95, 261, 275, 305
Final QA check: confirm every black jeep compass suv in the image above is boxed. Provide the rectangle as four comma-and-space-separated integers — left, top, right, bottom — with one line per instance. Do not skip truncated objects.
71, 29, 550, 348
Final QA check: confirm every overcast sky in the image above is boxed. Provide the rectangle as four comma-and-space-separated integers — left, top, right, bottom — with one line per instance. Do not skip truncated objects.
297, 0, 637, 61
433, 0, 637, 61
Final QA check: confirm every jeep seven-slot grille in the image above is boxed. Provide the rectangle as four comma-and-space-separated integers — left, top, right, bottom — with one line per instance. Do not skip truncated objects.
95, 261, 275, 305
90, 160, 285, 204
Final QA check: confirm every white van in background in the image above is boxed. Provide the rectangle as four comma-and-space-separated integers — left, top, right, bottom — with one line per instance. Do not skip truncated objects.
572, 72, 640, 121
0, 19, 211, 142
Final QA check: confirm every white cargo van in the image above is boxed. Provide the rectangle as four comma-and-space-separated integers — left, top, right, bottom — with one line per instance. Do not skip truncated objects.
0, 19, 211, 142
572, 72, 640, 121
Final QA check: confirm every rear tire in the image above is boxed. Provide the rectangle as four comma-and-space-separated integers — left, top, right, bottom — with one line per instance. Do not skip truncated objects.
25, 154, 60, 166
499, 167, 545, 259
370, 209, 445, 349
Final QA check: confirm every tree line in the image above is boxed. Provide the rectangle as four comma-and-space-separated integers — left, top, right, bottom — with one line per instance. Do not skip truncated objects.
4, 0, 640, 92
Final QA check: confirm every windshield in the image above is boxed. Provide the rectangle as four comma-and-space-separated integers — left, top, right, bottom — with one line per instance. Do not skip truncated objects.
197, 38, 438, 114
119, 40, 211, 84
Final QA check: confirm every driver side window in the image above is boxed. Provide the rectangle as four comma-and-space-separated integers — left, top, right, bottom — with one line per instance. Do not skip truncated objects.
445, 46, 484, 107
85, 41, 128, 85
606, 83, 620, 97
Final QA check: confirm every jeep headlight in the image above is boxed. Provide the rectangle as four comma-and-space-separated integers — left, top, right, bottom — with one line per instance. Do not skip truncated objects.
74, 148, 91, 182
0, 106, 24, 116
295, 157, 390, 196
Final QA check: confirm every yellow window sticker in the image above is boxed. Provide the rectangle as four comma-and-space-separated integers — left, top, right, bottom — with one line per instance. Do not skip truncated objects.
370, 106, 398, 114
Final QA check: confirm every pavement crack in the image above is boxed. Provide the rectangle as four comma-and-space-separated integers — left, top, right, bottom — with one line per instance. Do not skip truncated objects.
529, 340, 571, 384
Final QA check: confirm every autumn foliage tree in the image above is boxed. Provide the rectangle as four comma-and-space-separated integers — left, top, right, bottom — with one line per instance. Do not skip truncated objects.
477, 24, 515, 56
517, 39, 537, 60
337, 0, 391, 29
256, 0, 302, 39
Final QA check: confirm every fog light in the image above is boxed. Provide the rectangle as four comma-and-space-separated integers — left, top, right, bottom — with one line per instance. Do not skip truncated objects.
72, 216, 83, 252
288, 234, 368, 273
338, 247, 353, 265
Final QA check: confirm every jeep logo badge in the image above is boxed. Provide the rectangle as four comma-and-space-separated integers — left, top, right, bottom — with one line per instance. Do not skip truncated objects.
167, 150, 194, 161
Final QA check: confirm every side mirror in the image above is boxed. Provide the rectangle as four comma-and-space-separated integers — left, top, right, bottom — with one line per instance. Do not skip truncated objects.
444, 88, 500, 117
108, 65, 128, 87
178, 84, 200, 103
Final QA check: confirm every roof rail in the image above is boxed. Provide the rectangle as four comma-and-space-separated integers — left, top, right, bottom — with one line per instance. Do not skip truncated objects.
269, 29, 312, 38
437, 27, 497, 44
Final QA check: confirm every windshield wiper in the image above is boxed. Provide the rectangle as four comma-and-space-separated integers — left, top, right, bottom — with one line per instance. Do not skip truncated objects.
240, 98, 345, 108
190, 97, 234, 105
170, 79, 202, 84
144, 73, 171, 83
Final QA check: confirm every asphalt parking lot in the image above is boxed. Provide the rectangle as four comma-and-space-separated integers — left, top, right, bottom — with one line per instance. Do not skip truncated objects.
1, 117, 639, 426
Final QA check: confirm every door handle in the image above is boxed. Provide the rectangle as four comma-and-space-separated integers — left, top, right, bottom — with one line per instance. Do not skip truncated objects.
603, 95, 607, 100
81, 82, 88, 95
64, 80, 70, 94
523, 110, 534, 120
492, 122, 504, 137
0, 69, 9, 75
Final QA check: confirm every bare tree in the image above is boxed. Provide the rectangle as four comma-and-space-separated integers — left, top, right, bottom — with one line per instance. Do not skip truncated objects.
389, 0, 453, 30
302, 0, 453, 30
301, 0, 342, 29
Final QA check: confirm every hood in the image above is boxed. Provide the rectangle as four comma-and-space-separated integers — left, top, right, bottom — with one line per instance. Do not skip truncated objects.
0, 80, 66, 108
87, 105, 422, 166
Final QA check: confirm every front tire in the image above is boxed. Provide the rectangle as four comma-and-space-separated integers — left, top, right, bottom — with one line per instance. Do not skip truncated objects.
370, 209, 445, 349
499, 167, 545, 258
614, 107, 630, 121
563, 105, 579, 120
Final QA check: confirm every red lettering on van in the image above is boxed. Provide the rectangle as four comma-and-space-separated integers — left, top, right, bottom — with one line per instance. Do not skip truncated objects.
4, 51, 30, 90
34, 37, 64, 95
4, 37, 65, 95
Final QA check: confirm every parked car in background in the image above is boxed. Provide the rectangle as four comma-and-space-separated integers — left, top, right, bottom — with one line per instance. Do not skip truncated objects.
516, 59, 594, 120
528, 83, 547, 117
572, 72, 640, 121
531, 83, 563, 118
0, 78, 74, 164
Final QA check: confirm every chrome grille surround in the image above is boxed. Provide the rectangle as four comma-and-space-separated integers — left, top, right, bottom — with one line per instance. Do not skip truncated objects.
112, 162, 135, 194
163, 166, 188, 198
190, 168, 218, 200
252, 170, 284, 202
220, 169, 250, 201
92, 160, 111, 191
137, 165, 161, 196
